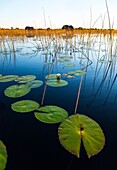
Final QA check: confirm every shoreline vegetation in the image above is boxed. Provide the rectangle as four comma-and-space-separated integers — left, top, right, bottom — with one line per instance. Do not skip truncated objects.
0, 28, 117, 37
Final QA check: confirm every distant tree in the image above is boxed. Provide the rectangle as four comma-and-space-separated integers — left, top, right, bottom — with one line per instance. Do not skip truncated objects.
62, 25, 69, 30
69, 25, 74, 30
77, 27, 83, 30
62, 25, 74, 30
25, 26, 34, 30
47, 27, 51, 30
11, 27, 13, 30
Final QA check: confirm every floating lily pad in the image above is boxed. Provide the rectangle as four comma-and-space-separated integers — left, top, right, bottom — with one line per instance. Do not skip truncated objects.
62, 73, 68, 77
46, 79, 68, 87
57, 59, 65, 62
64, 63, 76, 67
15, 75, 36, 83
45, 74, 57, 80
62, 73, 74, 78
74, 71, 86, 76
67, 75, 74, 78
4, 84, 31, 98
58, 114, 105, 158
26, 80, 43, 88
59, 56, 73, 59
0, 75, 19, 82
34, 105, 68, 124
68, 70, 86, 76
0, 140, 7, 170
11, 100, 39, 113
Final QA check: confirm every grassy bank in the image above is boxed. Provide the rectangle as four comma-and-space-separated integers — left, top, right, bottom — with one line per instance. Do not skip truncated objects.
0, 28, 117, 37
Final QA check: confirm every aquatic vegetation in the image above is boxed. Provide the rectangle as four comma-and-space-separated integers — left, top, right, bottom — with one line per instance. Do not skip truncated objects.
45, 74, 57, 80
57, 59, 66, 62
26, 80, 43, 88
64, 62, 76, 67
46, 79, 68, 87
68, 70, 86, 76
11, 100, 39, 113
67, 75, 74, 78
56, 73, 61, 80
2, 29, 117, 169
15, 75, 36, 83
4, 84, 31, 98
0, 140, 7, 170
0, 75, 19, 82
34, 105, 68, 124
58, 114, 105, 158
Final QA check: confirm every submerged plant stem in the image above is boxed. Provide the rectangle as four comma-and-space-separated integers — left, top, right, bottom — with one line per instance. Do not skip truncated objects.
41, 64, 53, 106
74, 74, 84, 114
41, 53, 57, 106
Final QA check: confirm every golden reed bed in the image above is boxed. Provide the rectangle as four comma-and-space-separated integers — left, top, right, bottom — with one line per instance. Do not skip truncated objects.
0, 28, 117, 37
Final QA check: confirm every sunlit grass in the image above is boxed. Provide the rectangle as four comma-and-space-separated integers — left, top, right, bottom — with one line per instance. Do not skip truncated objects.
0, 28, 117, 38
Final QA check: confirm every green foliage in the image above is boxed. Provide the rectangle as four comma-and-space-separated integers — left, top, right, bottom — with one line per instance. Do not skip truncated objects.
0, 75, 19, 82
46, 79, 68, 87
4, 84, 31, 98
34, 105, 68, 124
68, 70, 86, 76
58, 114, 105, 158
0, 140, 7, 170
15, 75, 36, 83
64, 63, 76, 67
45, 74, 57, 80
59, 56, 73, 59
57, 59, 66, 62
26, 80, 43, 88
11, 100, 39, 113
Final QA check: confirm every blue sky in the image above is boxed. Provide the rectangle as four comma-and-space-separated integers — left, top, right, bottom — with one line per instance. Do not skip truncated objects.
0, 0, 117, 29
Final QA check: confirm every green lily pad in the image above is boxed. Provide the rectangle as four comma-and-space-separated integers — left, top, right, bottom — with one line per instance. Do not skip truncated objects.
11, 100, 39, 113
57, 59, 65, 62
15, 75, 36, 83
45, 74, 57, 80
4, 84, 31, 98
0, 75, 19, 82
68, 70, 86, 76
46, 79, 68, 87
58, 114, 105, 158
0, 140, 7, 170
59, 56, 73, 59
34, 105, 68, 124
26, 80, 43, 88
74, 72, 86, 76
64, 63, 76, 67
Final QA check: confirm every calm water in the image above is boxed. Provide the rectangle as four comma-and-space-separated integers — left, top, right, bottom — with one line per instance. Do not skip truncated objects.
0, 35, 117, 170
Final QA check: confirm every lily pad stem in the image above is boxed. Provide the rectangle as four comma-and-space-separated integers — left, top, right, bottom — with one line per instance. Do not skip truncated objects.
74, 75, 83, 114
